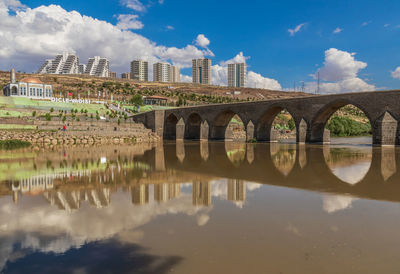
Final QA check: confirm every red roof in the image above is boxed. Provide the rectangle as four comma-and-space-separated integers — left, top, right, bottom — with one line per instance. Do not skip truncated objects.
144, 96, 168, 100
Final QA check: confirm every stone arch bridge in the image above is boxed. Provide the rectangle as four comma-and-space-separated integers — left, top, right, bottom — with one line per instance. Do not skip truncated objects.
133, 90, 400, 145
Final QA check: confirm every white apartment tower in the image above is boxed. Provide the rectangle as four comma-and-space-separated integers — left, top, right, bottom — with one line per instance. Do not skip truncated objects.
192, 58, 211, 85
84, 56, 110, 78
228, 63, 247, 88
171, 66, 180, 83
153, 62, 171, 82
130, 60, 148, 81
37, 52, 79, 75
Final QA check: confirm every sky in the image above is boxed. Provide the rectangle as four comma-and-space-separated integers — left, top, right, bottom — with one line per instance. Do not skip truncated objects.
1, 0, 400, 93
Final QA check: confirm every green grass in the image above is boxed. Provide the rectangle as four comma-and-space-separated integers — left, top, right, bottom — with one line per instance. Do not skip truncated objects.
0, 140, 31, 150
0, 97, 106, 114
0, 124, 37, 130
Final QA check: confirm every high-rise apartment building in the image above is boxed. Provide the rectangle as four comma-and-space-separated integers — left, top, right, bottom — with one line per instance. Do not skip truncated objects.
192, 58, 211, 85
228, 63, 247, 88
78, 64, 86, 74
130, 60, 148, 81
37, 52, 79, 75
121, 73, 130, 79
131, 185, 149, 205
192, 181, 211, 206
153, 62, 171, 82
84, 56, 110, 78
170, 66, 180, 83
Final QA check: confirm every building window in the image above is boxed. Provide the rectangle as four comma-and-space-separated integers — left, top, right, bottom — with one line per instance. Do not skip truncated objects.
30, 88, 32, 96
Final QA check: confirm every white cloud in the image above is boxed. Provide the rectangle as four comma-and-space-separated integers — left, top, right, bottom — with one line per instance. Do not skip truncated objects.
318, 48, 367, 81
116, 14, 143, 30
305, 48, 374, 93
247, 71, 282, 90
361, 21, 370, 27
212, 64, 227, 86
180, 74, 192, 83
0, 2, 211, 73
121, 0, 146, 12
195, 34, 210, 48
288, 23, 306, 36
166, 25, 174, 30
384, 24, 390, 28
222, 51, 250, 65
391, 67, 400, 79
333, 27, 342, 34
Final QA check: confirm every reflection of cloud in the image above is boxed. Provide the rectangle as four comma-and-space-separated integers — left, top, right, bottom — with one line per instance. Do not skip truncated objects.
197, 214, 210, 226
286, 223, 302, 237
246, 182, 262, 191
331, 162, 371, 185
0, 192, 208, 270
322, 194, 357, 213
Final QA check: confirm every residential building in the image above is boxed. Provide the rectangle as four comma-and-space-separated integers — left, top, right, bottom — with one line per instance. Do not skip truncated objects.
131, 185, 149, 205
153, 62, 171, 82
78, 64, 86, 74
192, 58, 211, 85
3, 69, 53, 99
130, 60, 148, 81
143, 95, 168, 106
109, 72, 117, 78
84, 56, 110, 78
37, 52, 79, 74
228, 63, 247, 87
121, 73, 130, 79
170, 66, 180, 82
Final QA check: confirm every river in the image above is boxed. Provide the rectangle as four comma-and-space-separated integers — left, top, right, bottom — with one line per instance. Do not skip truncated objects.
0, 138, 399, 273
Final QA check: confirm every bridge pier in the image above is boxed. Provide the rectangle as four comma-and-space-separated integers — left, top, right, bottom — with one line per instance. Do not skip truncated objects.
373, 112, 398, 146
176, 118, 185, 140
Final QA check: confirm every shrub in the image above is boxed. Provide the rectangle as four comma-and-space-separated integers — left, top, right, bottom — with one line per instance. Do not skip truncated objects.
45, 113, 51, 121
50, 107, 54, 113
32, 111, 36, 117
327, 116, 371, 137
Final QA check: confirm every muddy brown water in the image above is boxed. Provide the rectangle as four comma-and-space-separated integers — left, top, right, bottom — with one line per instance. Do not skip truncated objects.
1, 137, 400, 274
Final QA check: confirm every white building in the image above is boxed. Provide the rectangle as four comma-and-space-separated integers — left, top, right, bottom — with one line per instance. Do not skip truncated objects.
130, 60, 148, 81
3, 69, 53, 99
192, 58, 211, 85
84, 56, 110, 78
228, 63, 247, 88
170, 66, 180, 83
78, 64, 86, 74
153, 62, 171, 82
37, 52, 79, 74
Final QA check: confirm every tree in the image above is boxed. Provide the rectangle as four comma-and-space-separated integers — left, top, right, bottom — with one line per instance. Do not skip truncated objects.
50, 107, 54, 113
32, 111, 36, 117
130, 94, 143, 107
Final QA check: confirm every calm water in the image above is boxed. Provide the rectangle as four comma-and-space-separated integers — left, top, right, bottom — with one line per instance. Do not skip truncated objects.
1, 138, 400, 274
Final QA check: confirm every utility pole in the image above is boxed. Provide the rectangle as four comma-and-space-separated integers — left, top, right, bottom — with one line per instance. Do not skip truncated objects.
317, 71, 320, 94
301, 81, 305, 93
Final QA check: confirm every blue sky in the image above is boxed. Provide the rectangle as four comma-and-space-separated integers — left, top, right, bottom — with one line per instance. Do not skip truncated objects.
1, 0, 400, 92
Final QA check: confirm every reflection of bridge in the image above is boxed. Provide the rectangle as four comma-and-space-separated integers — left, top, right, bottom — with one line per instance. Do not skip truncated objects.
139, 142, 400, 204
133, 91, 400, 145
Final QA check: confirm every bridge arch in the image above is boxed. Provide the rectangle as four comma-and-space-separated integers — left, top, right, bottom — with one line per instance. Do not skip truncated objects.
185, 113, 202, 140
256, 106, 298, 142
164, 113, 179, 140
210, 110, 246, 141
310, 100, 373, 143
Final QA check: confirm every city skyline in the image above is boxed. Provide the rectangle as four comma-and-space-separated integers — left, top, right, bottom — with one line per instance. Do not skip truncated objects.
1, 1, 400, 93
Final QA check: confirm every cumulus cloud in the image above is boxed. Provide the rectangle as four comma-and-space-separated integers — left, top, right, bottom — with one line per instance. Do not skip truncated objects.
391, 67, 400, 79
305, 48, 374, 93
195, 34, 210, 48
180, 74, 192, 83
0, 2, 211, 73
116, 14, 143, 30
333, 27, 343, 34
211, 52, 282, 89
247, 71, 282, 90
288, 23, 307, 36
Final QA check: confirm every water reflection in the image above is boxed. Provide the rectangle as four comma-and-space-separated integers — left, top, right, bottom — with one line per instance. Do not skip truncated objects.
1, 141, 400, 273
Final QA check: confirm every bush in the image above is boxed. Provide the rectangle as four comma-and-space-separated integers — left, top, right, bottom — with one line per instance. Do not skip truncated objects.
50, 107, 54, 113
62, 116, 66, 122
32, 111, 36, 117
45, 113, 51, 121
327, 116, 371, 137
